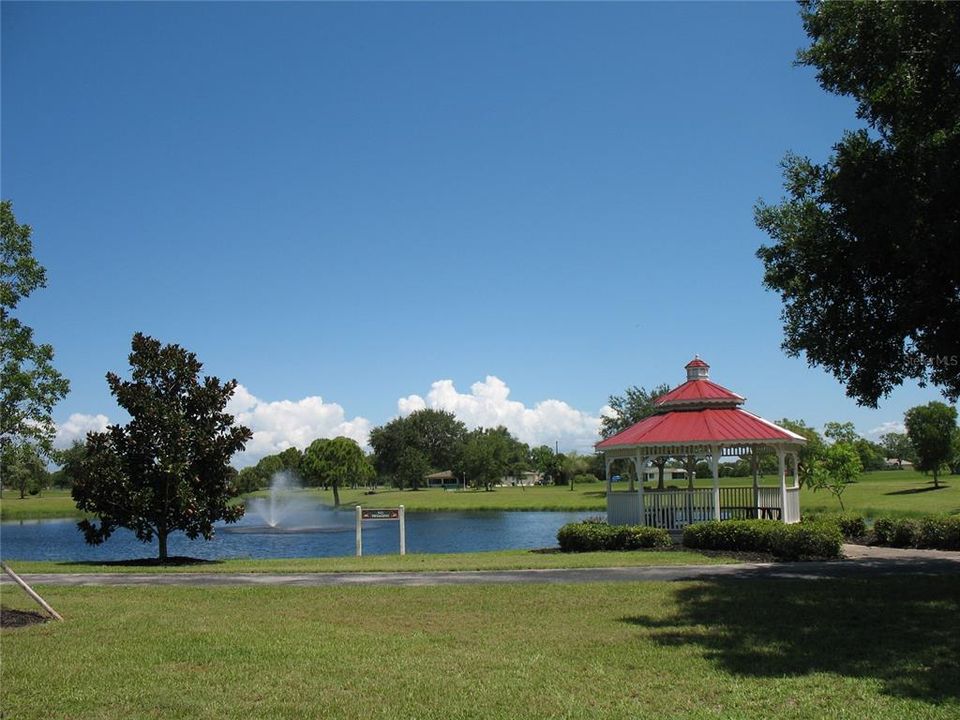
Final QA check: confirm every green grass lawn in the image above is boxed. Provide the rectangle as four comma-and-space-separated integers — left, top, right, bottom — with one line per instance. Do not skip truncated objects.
3, 548, 734, 575
2, 470, 956, 522
2, 576, 957, 719
797, 468, 960, 518
0, 488, 82, 520
258, 482, 612, 511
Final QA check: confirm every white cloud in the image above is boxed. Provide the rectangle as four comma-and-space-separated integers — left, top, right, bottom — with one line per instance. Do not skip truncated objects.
398, 376, 603, 452
228, 384, 371, 467
867, 420, 906, 439
54, 413, 111, 449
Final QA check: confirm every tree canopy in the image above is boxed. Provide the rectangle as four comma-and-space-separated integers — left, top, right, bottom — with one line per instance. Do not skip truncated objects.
72, 334, 252, 561
302, 436, 373, 506
1, 441, 49, 498
811, 441, 863, 512
904, 401, 957, 489
0, 200, 69, 458
461, 426, 529, 491
755, 1, 960, 406
369, 409, 467, 483
600, 383, 671, 439
879, 432, 914, 468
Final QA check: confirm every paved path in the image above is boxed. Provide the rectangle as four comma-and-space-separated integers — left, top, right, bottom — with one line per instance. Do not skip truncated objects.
4, 547, 958, 588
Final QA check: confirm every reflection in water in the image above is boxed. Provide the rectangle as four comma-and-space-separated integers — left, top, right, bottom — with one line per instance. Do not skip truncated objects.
0, 509, 596, 562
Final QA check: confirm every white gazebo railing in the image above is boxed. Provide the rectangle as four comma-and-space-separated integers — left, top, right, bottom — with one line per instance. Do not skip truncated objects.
606, 483, 802, 531
643, 488, 713, 530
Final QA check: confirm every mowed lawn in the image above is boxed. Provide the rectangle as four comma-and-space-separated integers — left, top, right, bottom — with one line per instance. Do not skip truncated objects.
797, 468, 960, 518
2, 469, 957, 522
2, 576, 958, 719
0, 489, 81, 520
4, 548, 733, 575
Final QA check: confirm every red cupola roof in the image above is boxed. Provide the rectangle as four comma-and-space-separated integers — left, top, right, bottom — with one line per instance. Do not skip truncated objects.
654, 356, 745, 409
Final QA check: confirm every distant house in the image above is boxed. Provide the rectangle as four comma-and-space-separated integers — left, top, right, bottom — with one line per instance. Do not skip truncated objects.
424, 470, 460, 489
884, 459, 914, 469
502, 471, 541, 487
642, 468, 687, 484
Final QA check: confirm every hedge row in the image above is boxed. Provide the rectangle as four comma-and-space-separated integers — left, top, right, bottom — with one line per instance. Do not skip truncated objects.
682, 519, 843, 560
873, 515, 960, 550
557, 521, 672, 552
802, 513, 867, 540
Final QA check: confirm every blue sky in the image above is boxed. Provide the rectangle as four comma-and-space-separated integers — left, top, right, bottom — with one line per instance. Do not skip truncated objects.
1, 2, 942, 463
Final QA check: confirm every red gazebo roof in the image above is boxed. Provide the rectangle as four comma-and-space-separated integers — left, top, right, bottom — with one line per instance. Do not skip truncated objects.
596, 357, 805, 450
596, 408, 803, 448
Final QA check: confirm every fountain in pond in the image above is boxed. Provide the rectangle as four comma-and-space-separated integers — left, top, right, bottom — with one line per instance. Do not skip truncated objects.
234, 471, 353, 534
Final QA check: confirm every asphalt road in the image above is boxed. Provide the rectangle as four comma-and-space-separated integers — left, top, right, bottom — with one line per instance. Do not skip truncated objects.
4, 549, 959, 588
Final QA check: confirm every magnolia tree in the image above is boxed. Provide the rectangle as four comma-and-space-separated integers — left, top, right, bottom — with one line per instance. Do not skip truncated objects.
72, 334, 252, 562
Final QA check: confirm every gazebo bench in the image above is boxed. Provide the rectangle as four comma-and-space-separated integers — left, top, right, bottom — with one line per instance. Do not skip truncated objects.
722, 506, 782, 521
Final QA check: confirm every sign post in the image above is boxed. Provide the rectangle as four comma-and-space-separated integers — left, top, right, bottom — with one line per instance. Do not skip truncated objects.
355, 505, 406, 556
355, 505, 362, 557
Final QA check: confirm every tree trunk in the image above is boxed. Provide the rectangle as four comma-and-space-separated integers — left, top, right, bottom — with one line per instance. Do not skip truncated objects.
657, 462, 665, 491
333, 482, 341, 507
933, 470, 940, 489
158, 531, 168, 563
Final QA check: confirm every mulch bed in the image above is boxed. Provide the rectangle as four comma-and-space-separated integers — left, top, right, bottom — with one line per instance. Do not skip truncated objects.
0, 607, 50, 629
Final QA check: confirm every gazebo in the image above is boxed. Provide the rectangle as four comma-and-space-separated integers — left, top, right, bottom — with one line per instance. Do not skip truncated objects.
596, 357, 806, 530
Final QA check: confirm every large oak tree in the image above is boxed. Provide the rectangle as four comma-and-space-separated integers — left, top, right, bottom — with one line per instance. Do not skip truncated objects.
756, 1, 960, 406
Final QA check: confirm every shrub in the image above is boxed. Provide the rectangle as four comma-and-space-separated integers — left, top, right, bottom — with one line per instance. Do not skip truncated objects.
557, 521, 671, 552
769, 522, 843, 561
801, 512, 866, 540
915, 516, 960, 550
872, 517, 895, 545
835, 513, 867, 540
682, 519, 842, 560
572, 473, 600, 484
877, 518, 919, 547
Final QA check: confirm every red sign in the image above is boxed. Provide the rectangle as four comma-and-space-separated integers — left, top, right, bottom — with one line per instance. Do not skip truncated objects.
361, 508, 400, 520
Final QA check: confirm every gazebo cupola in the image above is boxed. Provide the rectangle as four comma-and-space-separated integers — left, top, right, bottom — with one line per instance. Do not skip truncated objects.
685, 356, 710, 381
596, 357, 806, 530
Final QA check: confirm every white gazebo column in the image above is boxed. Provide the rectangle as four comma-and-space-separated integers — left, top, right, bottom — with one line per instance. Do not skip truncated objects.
638, 455, 646, 524
605, 456, 613, 494
777, 446, 787, 519
711, 445, 721, 521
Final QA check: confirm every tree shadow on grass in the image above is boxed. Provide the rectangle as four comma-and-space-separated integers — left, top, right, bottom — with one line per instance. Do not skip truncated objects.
60, 556, 223, 568
884, 485, 949, 496
623, 575, 960, 704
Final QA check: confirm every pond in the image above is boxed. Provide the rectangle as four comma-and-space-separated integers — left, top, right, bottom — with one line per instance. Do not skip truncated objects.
0, 507, 598, 562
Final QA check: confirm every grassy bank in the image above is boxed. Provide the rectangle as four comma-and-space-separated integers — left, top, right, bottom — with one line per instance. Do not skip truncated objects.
3, 470, 956, 522
798, 468, 960, 518
0, 489, 83, 520
3, 576, 958, 719
2, 548, 735, 575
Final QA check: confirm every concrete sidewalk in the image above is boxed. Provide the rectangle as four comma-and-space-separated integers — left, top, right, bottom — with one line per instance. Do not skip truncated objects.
4, 548, 958, 588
